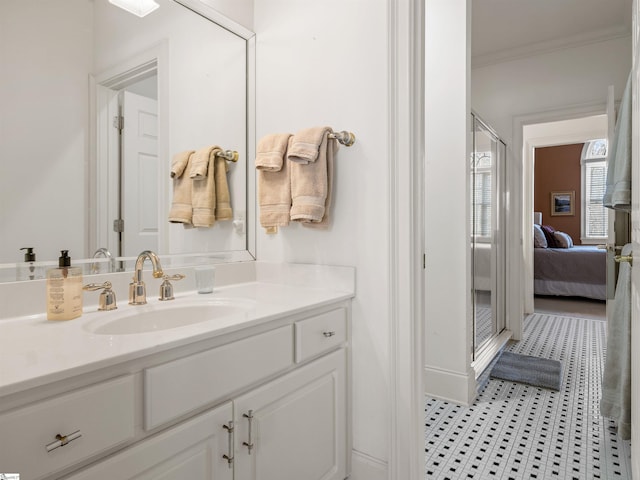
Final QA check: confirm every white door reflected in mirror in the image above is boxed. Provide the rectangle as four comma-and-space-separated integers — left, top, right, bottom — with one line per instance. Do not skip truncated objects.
121, 89, 159, 257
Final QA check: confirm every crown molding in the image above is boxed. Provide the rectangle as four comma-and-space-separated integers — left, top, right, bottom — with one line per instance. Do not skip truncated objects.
472, 25, 631, 68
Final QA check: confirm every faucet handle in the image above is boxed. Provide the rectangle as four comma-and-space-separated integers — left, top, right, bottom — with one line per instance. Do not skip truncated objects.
83, 281, 117, 311
159, 274, 185, 301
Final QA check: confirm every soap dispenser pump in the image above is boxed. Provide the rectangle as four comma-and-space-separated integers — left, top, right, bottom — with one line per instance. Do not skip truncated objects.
16, 247, 43, 281
46, 250, 83, 320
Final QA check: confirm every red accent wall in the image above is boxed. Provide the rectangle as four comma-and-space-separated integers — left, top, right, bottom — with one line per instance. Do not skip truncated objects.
534, 143, 584, 245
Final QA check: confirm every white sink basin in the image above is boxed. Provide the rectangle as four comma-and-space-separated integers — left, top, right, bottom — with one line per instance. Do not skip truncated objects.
85, 298, 254, 335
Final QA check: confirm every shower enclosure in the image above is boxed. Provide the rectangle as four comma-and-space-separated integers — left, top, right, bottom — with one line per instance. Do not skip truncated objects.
470, 113, 506, 358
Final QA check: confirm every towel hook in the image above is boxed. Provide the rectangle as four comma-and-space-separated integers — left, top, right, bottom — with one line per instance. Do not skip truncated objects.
329, 130, 356, 147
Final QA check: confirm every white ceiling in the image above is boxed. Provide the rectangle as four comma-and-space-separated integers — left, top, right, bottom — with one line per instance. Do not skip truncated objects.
472, 0, 632, 66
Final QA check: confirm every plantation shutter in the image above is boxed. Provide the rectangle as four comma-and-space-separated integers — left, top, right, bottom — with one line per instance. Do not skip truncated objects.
472, 153, 492, 238
584, 160, 607, 237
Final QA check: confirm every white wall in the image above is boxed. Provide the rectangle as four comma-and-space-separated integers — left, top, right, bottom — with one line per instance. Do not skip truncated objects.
0, 0, 91, 263
472, 36, 632, 144
253, 0, 391, 472
200, 0, 254, 30
423, 0, 475, 404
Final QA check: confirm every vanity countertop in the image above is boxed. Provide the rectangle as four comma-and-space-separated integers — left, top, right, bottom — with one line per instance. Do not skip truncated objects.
0, 263, 355, 397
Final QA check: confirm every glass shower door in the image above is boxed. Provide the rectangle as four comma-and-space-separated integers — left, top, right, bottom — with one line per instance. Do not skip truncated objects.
471, 114, 506, 355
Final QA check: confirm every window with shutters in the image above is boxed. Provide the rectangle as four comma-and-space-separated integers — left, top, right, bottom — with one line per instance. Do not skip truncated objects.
581, 139, 608, 242
472, 152, 492, 239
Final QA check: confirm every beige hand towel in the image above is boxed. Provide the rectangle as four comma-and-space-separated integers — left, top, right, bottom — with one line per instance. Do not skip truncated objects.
192, 147, 221, 227
189, 145, 221, 179
302, 137, 337, 229
168, 150, 195, 224
258, 135, 293, 231
256, 133, 291, 171
290, 131, 338, 226
287, 126, 332, 164
214, 156, 233, 221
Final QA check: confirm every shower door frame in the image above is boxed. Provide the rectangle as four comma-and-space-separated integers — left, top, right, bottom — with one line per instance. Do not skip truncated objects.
471, 112, 507, 363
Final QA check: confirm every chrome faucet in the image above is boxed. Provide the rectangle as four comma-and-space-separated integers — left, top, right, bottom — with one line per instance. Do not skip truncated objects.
129, 250, 164, 305
91, 247, 114, 274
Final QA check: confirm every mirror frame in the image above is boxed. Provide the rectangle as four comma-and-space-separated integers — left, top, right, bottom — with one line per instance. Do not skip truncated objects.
85, 0, 256, 271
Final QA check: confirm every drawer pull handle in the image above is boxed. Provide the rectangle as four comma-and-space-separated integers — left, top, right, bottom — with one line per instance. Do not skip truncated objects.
242, 410, 254, 454
323, 331, 336, 337
46, 430, 82, 452
222, 421, 234, 467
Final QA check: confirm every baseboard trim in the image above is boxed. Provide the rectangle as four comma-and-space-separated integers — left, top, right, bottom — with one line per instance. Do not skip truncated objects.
424, 365, 476, 405
350, 450, 387, 480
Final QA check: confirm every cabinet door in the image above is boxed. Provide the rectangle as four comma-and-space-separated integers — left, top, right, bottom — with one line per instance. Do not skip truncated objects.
65, 402, 234, 480
234, 349, 347, 480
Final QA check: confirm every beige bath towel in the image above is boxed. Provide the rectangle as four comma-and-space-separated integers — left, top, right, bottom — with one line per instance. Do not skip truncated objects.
214, 156, 233, 220
168, 150, 195, 224
192, 147, 222, 227
258, 135, 293, 232
189, 145, 221, 179
256, 133, 291, 171
290, 130, 338, 226
287, 126, 332, 164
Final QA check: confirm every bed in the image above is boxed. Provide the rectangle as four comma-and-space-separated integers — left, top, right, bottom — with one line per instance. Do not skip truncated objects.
534, 245, 606, 300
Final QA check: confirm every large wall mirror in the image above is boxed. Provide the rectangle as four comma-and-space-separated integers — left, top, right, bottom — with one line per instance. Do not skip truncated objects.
0, 0, 255, 282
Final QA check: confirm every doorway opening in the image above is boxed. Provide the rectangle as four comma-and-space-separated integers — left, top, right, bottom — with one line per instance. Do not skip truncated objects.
90, 44, 168, 266
522, 113, 609, 314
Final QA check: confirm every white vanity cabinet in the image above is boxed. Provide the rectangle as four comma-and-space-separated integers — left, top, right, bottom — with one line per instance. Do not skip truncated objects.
66, 347, 347, 480
0, 301, 351, 480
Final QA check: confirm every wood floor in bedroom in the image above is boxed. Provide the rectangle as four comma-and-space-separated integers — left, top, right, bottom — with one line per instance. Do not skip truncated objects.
534, 295, 606, 320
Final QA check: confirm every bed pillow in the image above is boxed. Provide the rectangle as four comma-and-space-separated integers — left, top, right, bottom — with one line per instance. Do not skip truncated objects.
533, 224, 547, 248
554, 231, 574, 248
540, 225, 559, 248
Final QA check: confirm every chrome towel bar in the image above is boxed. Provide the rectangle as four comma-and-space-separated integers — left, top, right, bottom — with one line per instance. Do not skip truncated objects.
328, 130, 356, 146
215, 149, 239, 162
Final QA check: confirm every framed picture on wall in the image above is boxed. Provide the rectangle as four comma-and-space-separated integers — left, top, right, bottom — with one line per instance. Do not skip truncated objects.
550, 191, 575, 216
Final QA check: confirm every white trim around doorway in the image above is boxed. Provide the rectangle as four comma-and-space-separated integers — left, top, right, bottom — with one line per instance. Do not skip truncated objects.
388, 1, 425, 480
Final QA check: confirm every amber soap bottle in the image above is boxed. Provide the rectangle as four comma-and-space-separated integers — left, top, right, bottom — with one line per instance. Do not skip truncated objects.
46, 250, 83, 320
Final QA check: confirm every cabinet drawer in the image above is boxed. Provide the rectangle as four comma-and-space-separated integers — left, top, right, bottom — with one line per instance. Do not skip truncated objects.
144, 325, 293, 430
0, 375, 135, 480
295, 308, 347, 363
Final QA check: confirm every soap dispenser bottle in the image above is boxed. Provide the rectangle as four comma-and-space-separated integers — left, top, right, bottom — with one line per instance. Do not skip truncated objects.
17, 247, 43, 281
46, 250, 83, 320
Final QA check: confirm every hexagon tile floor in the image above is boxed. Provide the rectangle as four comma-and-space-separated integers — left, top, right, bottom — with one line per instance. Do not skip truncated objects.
425, 312, 632, 479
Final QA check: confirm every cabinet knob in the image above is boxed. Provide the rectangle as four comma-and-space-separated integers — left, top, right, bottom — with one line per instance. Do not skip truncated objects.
45, 430, 82, 452
323, 331, 336, 337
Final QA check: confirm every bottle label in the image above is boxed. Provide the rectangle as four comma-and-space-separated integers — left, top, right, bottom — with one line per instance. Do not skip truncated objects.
47, 267, 82, 320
